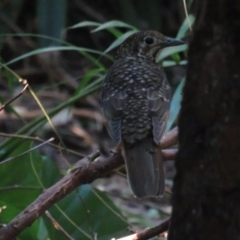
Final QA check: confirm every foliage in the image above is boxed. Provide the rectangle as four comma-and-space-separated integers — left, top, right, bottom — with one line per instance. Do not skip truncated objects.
0, 6, 193, 238
0, 141, 128, 239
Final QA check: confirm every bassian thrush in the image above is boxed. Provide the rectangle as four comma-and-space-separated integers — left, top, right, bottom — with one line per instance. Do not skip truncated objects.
102, 30, 184, 198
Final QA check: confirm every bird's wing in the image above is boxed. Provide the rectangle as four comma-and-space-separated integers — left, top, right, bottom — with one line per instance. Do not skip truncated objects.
102, 80, 127, 144
147, 82, 171, 144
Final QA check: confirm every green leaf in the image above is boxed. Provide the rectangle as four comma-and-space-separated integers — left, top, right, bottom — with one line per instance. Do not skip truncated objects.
75, 68, 105, 94
176, 14, 195, 39
106, 28, 123, 38
171, 53, 181, 64
0, 33, 72, 47
166, 78, 185, 131
68, 21, 123, 38
37, 217, 49, 240
40, 157, 128, 240
5, 46, 110, 67
158, 44, 187, 62
162, 60, 187, 67
0, 72, 105, 158
69, 21, 100, 29
48, 185, 127, 240
43, 186, 128, 240
104, 30, 138, 54
0, 140, 128, 239
0, 141, 45, 239
92, 20, 137, 32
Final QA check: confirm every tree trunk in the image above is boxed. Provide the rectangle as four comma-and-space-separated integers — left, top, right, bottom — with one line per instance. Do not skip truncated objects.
168, 1, 240, 240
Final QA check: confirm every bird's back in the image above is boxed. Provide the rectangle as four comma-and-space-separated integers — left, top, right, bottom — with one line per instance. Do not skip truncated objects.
102, 56, 170, 197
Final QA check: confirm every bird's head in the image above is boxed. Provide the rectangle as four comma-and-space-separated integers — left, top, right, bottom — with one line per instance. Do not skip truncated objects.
116, 30, 184, 61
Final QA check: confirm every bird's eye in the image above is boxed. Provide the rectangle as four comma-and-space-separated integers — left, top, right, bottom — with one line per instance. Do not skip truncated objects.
144, 37, 154, 45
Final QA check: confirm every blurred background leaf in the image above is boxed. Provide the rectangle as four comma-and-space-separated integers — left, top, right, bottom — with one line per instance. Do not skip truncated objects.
37, 0, 67, 47
0, 141, 45, 239
167, 78, 185, 131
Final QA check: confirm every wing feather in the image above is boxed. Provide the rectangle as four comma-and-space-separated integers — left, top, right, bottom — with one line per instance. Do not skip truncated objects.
102, 87, 127, 144
148, 85, 171, 144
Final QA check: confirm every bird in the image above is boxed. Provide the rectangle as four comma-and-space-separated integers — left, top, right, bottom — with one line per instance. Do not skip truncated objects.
102, 30, 184, 198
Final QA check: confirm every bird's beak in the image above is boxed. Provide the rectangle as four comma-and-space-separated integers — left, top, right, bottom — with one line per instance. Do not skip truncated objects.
162, 38, 185, 47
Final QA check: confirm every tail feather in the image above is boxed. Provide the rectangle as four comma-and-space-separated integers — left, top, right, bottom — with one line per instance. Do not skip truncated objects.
123, 136, 164, 198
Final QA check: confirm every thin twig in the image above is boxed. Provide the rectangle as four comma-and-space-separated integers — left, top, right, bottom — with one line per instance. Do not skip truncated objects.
45, 211, 74, 240
0, 133, 85, 157
0, 83, 28, 112
0, 138, 54, 165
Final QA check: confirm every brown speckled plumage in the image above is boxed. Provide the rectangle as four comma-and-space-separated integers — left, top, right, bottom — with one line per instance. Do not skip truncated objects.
102, 30, 184, 197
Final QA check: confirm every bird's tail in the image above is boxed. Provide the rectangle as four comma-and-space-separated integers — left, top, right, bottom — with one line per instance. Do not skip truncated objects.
122, 136, 164, 198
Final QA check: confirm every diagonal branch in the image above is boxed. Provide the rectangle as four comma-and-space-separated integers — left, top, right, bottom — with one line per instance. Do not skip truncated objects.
0, 128, 178, 240
134, 217, 170, 240
115, 217, 170, 240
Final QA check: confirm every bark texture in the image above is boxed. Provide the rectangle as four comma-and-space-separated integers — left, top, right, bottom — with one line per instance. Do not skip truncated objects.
168, 1, 240, 240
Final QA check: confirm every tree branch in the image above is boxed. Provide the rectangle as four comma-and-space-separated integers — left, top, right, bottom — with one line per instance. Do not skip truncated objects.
115, 217, 170, 240
134, 217, 170, 240
162, 149, 178, 160
0, 128, 178, 240
160, 127, 178, 149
